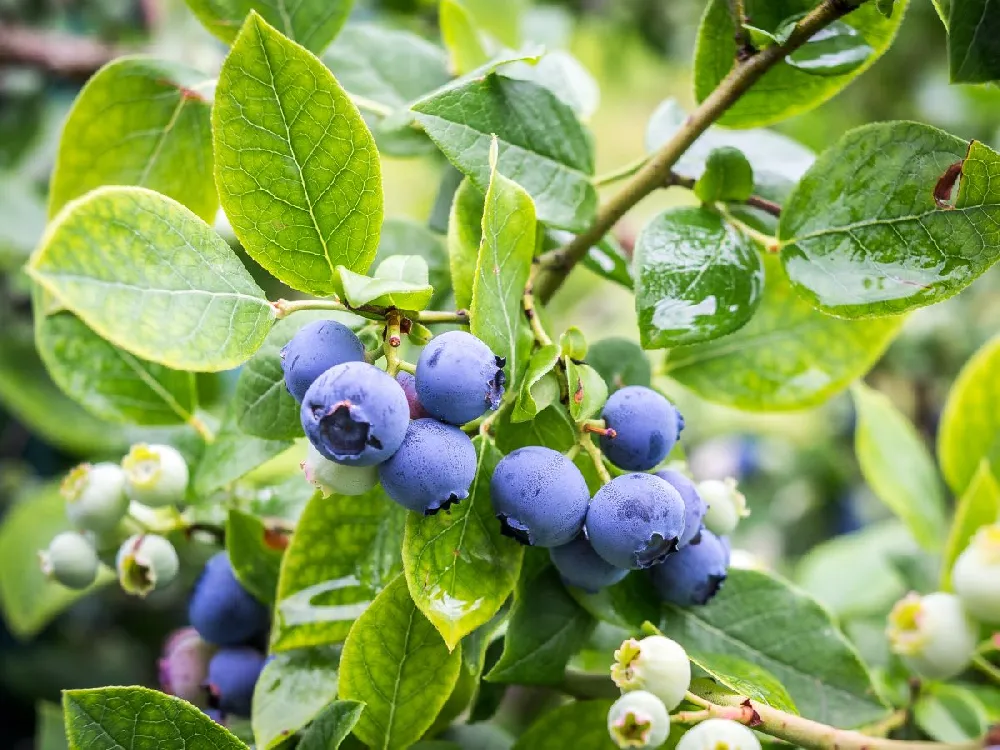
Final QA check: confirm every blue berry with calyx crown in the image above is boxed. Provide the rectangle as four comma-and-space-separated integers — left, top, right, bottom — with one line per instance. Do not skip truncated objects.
648, 529, 730, 606
189, 552, 270, 647
378, 418, 477, 514
301, 361, 409, 467
206, 647, 265, 717
490, 446, 590, 547
549, 535, 629, 593
586, 473, 686, 569
599, 386, 683, 471
655, 468, 706, 548
416, 330, 505, 425
281, 319, 365, 402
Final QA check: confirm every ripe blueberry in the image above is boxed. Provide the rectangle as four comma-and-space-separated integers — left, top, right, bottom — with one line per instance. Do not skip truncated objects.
490, 446, 590, 547
302, 443, 379, 497
159, 627, 213, 707
887, 591, 978, 680
612, 635, 691, 711
648, 529, 729, 606
396, 371, 430, 419
116, 533, 179, 596
189, 552, 270, 647
655, 468, 706, 548
586, 473, 686, 569
121, 443, 189, 507
952, 524, 1000, 624
677, 719, 762, 750
206, 647, 265, 717
549, 535, 629, 593
598, 386, 683, 472
39, 531, 99, 590
61, 462, 129, 533
607, 690, 670, 750
416, 330, 505, 425
699, 478, 748, 536
281, 319, 365, 402
378, 418, 477, 514
301, 361, 409, 467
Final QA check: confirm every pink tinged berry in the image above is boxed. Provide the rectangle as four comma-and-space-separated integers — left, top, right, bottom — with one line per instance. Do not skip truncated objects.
159, 627, 213, 707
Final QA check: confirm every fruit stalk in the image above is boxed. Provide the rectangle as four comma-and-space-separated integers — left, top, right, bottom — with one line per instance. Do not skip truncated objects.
271, 297, 469, 325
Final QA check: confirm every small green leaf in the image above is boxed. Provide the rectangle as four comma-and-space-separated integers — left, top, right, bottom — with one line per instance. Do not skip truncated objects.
375, 219, 451, 308
585, 338, 651, 391
272, 486, 405, 650
227, 509, 284, 605
440, 0, 491, 75
339, 575, 463, 750
513, 345, 561, 422
635, 207, 763, 349
337, 256, 434, 310
297, 700, 365, 750
852, 383, 947, 551
214, 12, 382, 295
559, 327, 588, 360
403, 437, 523, 649
941, 461, 1000, 590
184, 0, 352, 53
510, 699, 614, 750
785, 20, 875, 76
63, 686, 246, 749
565, 361, 607, 422
413, 74, 597, 231
689, 651, 798, 714
448, 178, 485, 310
193, 408, 293, 495
949, 0, 1000, 83
743, 23, 781, 48
28, 186, 274, 372
915, 684, 990, 742
664, 255, 902, 411
252, 646, 341, 749
695, 147, 754, 203
494, 404, 577, 454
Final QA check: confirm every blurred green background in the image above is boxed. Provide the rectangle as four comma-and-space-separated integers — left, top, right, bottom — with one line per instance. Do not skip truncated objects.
2, 0, 999, 746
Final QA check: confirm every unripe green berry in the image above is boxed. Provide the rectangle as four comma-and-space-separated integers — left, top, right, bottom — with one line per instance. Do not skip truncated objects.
952, 524, 1000, 624
677, 719, 762, 750
611, 635, 691, 710
301, 443, 378, 497
39, 532, 99, 590
887, 591, 977, 680
62, 462, 129, 533
607, 690, 670, 749
116, 534, 179, 597
122, 444, 189, 507
699, 478, 748, 536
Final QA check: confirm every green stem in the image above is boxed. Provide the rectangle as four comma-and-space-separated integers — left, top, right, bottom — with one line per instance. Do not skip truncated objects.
580, 435, 612, 485
384, 309, 402, 376
523, 266, 553, 346
721, 209, 781, 252
187, 414, 216, 443
972, 654, 1000, 684
479, 397, 513, 438
592, 155, 651, 188
271, 298, 470, 325
396, 360, 417, 375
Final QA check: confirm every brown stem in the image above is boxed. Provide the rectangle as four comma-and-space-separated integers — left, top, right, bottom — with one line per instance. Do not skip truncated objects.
0, 25, 120, 79
728, 0, 756, 59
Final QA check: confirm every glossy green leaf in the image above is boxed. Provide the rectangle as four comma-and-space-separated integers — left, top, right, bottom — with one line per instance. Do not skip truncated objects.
297, 701, 364, 750
511, 699, 614, 750
664, 255, 902, 411
694, 0, 907, 127
63, 687, 246, 749
570, 572, 660, 632
585, 338, 651, 391
49, 57, 216, 222
193, 410, 293, 495
184, 0, 352, 54
581, 234, 633, 289
512, 345, 561, 422
252, 646, 341, 749
494, 404, 577, 454
852, 383, 947, 551
502, 50, 600, 120
413, 74, 597, 230
470, 145, 536, 392
915, 684, 989, 742
661, 569, 889, 727
272, 485, 406, 650
695, 147, 754, 203
214, 13, 382, 295
28, 186, 274, 372
949, 0, 1000, 83
941, 461, 1000, 590
565, 361, 606, 422
227, 508, 284, 605
403, 437, 523, 649
785, 20, 875, 76
448, 178, 485, 310
635, 207, 763, 350
781, 127, 1000, 317
440, 0, 490, 75
690, 651, 797, 714
337, 256, 434, 310
375, 219, 450, 308
339, 575, 463, 750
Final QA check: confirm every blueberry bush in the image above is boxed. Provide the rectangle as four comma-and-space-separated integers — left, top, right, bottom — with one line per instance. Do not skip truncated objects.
3, 0, 1000, 748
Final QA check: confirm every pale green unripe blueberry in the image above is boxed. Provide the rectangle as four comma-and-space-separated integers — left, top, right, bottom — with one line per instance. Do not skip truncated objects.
302, 443, 378, 497
887, 591, 978, 680
607, 690, 670, 750
39, 532, 99, 590
952, 524, 1000, 624
122, 443, 189, 507
611, 635, 691, 710
61, 462, 129, 533
699, 478, 748, 536
116, 534, 179, 597
677, 719, 762, 750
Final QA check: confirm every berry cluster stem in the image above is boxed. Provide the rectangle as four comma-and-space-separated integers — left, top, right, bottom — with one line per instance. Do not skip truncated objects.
523, 265, 553, 347
580, 435, 612, 485
383, 309, 403, 376
272, 297, 469, 326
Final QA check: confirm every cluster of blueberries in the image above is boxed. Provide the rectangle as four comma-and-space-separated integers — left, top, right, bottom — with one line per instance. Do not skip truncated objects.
284, 319, 739, 605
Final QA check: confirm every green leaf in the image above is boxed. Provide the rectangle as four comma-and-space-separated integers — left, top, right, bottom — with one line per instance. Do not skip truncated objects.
337, 256, 434, 310
876, 0, 897, 17
471, 145, 536, 392
413, 74, 597, 231
852, 383, 947, 551
403, 436, 523, 649
502, 51, 601, 120
486, 561, 596, 685
272, 485, 406, 650
252, 646, 341, 749
227, 508, 284, 605
449, 178, 485, 310
375, 219, 450, 308
949, 0, 1000, 83
570, 572, 660, 632
49, 57, 216, 222
440, 0, 491, 75
689, 652, 797, 714
565, 361, 607, 422
661, 569, 889, 727
694, 0, 907, 127
297, 700, 365, 750
494, 404, 577, 454
510, 699, 614, 750
785, 20, 875, 76
214, 13, 382, 295
695, 147, 754, 203
184, 0, 352, 54
915, 683, 989, 742
941, 461, 1000, 590
63, 686, 246, 749
36, 702, 68, 750
780, 126, 1000, 317
193, 408, 293, 495
339, 575, 463, 750
585, 338, 651, 391
635, 207, 763, 349
938, 333, 1000, 493
513, 345, 561, 422
28, 186, 274, 372
664, 255, 901, 410
579, 234, 633, 290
